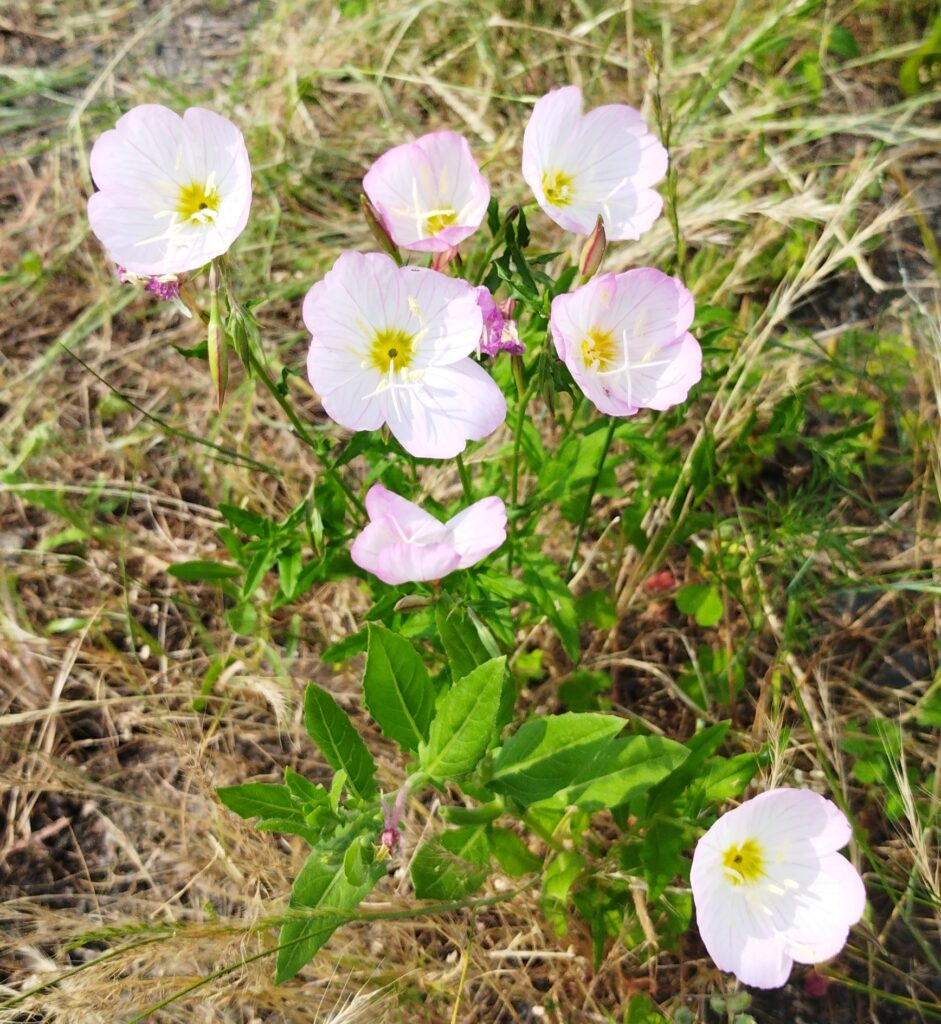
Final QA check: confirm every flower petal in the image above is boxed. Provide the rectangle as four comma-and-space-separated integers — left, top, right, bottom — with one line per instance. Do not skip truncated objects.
385, 360, 506, 459
784, 851, 866, 964
364, 484, 447, 543
374, 540, 461, 586
90, 104, 185, 195
445, 496, 507, 568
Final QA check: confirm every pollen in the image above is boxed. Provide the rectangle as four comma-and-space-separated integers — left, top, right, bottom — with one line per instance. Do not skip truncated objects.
542, 169, 575, 208
368, 327, 416, 374
721, 838, 766, 886
581, 327, 617, 371
424, 207, 458, 235
176, 180, 221, 225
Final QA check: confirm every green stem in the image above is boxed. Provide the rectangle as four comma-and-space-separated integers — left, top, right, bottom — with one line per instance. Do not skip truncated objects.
507, 379, 537, 572
245, 348, 364, 518
565, 416, 617, 578
456, 453, 473, 503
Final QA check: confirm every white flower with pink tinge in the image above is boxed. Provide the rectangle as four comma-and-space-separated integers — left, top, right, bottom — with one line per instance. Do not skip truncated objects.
550, 268, 701, 416
691, 788, 867, 989
351, 484, 507, 586
522, 85, 667, 240
363, 131, 490, 253
87, 105, 252, 276
303, 252, 506, 459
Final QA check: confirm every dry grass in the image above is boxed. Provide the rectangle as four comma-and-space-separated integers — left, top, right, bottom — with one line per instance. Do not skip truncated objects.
1, 1, 939, 1021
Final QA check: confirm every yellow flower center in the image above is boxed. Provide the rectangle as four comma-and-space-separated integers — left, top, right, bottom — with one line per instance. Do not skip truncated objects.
424, 207, 458, 235
542, 169, 575, 208
368, 327, 416, 374
176, 180, 221, 225
581, 327, 617, 371
721, 838, 766, 886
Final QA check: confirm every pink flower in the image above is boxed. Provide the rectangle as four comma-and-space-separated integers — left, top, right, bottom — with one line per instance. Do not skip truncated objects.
522, 86, 667, 240
690, 789, 866, 989
363, 131, 490, 253
549, 268, 700, 416
304, 253, 506, 459
88, 105, 252, 276
351, 484, 507, 586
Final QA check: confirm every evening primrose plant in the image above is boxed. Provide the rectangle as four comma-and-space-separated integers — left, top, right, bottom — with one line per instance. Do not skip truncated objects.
85, 87, 866, 989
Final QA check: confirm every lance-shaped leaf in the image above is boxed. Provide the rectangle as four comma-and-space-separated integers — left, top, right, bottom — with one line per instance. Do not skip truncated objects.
411, 825, 490, 900
303, 683, 377, 800
363, 625, 435, 751
435, 595, 499, 682
216, 782, 297, 821
276, 849, 381, 983
489, 713, 627, 805
419, 657, 507, 783
531, 735, 689, 812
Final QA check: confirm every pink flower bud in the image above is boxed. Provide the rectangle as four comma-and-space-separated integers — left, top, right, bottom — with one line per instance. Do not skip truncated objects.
578, 215, 607, 281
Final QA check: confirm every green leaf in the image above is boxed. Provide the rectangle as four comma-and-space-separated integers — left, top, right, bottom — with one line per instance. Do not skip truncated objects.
216, 782, 297, 820
363, 625, 435, 752
278, 547, 302, 600
435, 596, 499, 682
167, 559, 241, 583
284, 767, 328, 805
489, 827, 541, 876
218, 503, 270, 537
276, 850, 381, 983
700, 752, 759, 801
573, 590, 616, 629
624, 993, 669, 1023
490, 713, 626, 805
540, 849, 585, 936
827, 24, 859, 58
254, 818, 320, 844
302, 683, 377, 800
532, 735, 689, 812
675, 584, 724, 627
411, 825, 490, 900
419, 657, 507, 782
320, 628, 368, 664
646, 722, 730, 812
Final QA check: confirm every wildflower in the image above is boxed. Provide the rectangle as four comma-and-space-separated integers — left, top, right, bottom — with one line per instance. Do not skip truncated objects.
88, 104, 252, 276
363, 131, 490, 253
476, 288, 526, 358
522, 85, 667, 239
304, 252, 506, 458
351, 484, 507, 586
690, 788, 866, 989
549, 268, 701, 416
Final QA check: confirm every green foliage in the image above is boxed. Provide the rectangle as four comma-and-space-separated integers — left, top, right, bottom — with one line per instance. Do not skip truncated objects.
302, 683, 377, 800
411, 825, 490, 899
490, 713, 627, 805
363, 625, 435, 751
419, 658, 508, 782
277, 844, 383, 983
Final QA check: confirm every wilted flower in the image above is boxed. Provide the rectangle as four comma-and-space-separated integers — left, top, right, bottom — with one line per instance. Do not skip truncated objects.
117, 266, 191, 317
549, 268, 700, 416
690, 788, 866, 989
476, 288, 526, 358
363, 131, 490, 253
351, 484, 507, 586
88, 105, 252, 276
522, 85, 667, 239
304, 252, 506, 459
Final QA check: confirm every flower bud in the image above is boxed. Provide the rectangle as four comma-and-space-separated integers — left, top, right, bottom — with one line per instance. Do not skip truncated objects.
578, 215, 606, 281
360, 193, 402, 264
207, 262, 227, 410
